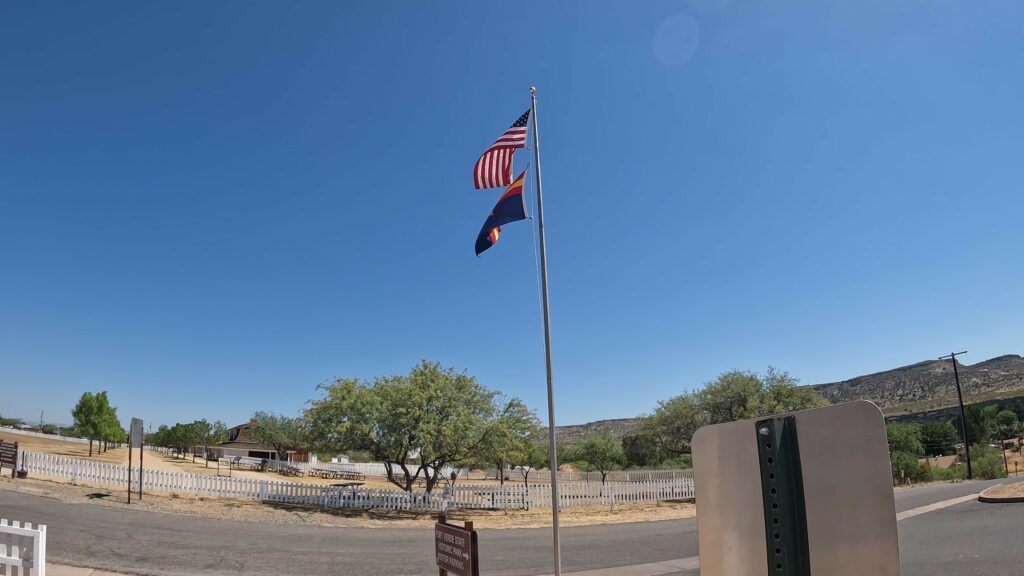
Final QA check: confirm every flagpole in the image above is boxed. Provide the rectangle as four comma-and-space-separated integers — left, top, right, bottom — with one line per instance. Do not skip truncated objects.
530, 86, 562, 576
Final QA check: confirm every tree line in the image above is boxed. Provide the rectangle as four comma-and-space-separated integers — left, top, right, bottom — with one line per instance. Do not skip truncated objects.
887, 401, 1023, 483
0, 414, 61, 435
70, 361, 1022, 491
238, 363, 826, 493
101, 362, 826, 493
146, 420, 229, 467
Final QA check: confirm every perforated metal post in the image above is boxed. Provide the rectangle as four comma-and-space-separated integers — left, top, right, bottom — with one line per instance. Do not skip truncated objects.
756, 416, 810, 576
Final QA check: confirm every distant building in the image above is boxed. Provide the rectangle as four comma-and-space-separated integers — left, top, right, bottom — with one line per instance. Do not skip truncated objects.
204, 420, 308, 462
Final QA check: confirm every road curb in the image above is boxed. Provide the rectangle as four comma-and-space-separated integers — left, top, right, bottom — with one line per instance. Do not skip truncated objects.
977, 483, 1024, 504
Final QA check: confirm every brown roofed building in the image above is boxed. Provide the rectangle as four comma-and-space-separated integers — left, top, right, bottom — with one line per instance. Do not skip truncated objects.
205, 420, 308, 463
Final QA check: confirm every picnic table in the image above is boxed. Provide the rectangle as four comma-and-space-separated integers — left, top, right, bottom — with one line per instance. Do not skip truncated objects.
230, 456, 263, 471
309, 468, 365, 481
278, 464, 304, 477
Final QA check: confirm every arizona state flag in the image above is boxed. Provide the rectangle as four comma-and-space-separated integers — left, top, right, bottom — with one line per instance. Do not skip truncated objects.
475, 171, 527, 255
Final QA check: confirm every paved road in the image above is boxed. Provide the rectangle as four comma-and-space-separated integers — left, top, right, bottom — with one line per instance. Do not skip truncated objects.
0, 478, 1018, 575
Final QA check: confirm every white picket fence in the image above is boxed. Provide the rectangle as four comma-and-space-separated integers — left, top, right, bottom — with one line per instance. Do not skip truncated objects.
555, 469, 694, 482
19, 451, 694, 512
0, 519, 46, 576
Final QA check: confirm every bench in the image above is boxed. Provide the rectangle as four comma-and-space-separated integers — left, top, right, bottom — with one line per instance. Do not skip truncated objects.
278, 465, 304, 477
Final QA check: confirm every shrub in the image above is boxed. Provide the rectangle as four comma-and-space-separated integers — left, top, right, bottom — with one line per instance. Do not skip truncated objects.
658, 455, 693, 469
925, 464, 966, 482
890, 450, 927, 483
968, 444, 1007, 480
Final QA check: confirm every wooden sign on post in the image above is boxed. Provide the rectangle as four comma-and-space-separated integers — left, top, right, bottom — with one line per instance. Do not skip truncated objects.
0, 440, 18, 478
435, 513, 479, 576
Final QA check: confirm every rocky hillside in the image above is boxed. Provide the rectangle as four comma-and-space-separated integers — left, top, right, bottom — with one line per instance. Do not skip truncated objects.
543, 418, 639, 443
557, 354, 1024, 432
810, 354, 1024, 416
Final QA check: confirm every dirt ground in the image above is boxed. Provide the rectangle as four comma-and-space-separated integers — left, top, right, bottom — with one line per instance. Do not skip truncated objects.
1, 428, 126, 464
1004, 450, 1024, 477
0, 473, 695, 529
983, 481, 1024, 499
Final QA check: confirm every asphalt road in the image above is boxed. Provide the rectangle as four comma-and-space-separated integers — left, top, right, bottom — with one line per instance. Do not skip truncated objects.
0, 478, 1018, 575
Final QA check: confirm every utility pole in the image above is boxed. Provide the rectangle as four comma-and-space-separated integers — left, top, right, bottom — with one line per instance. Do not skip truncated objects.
938, 351, 971, 480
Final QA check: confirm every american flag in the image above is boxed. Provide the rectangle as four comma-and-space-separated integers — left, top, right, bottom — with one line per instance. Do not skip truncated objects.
473, 109, 530, 189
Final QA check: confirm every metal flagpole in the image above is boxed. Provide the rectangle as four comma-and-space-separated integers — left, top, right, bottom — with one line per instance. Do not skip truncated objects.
530, 86, 562, 576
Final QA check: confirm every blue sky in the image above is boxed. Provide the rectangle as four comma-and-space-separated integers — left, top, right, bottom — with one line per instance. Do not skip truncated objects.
2, 1, 1022, 429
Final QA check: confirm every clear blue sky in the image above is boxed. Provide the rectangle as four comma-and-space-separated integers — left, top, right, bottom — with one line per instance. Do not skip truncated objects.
2, 1, 1022, 430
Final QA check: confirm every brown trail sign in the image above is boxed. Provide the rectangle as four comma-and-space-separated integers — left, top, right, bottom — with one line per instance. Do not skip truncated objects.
0, 440, 18, 478
435, 513, 479, 576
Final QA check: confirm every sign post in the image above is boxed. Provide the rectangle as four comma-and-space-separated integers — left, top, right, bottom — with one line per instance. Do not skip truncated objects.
129, 418, 144, 503
435, 513, 479, 576
692, 401, 900, 576
0, 440, 18, 478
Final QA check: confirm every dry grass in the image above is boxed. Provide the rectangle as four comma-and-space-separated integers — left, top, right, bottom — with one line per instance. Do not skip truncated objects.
0, 428, 125, 464
1004, 450, 1024, 477
983, 481, 1024, 499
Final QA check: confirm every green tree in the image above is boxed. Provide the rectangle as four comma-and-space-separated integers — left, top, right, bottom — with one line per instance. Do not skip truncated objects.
969, 443, 1008, 480
167, 422, 198, 457
640, 392, 702, 456
890, 450, 925, 484
306, 360, 503, 493
995, 410, 1018, 442
700, 371, 765, 423
192, 420, 211, 463
758, 368, 829, 415
952, 404, 994, 446
511, 441, 548, 493
477, 398, 541, 487
920, 421, 958, 456
207, 420, 229, 463
621, 433, 663, 468
573, 431, 626, 485
640, 368, 827, 457
886, 424, 924, 457
886, 424, 928, 484
97, 399, 123, 452
71, 392, 102, 456
0, 415, 25, 427
249, 412, 308, 462
190, 420, 228, 465
147, 424, 170, 448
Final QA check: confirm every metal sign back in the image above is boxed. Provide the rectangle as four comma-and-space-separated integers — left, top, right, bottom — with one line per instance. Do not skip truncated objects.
130, 418, 144, 447
692, 400, 899, 576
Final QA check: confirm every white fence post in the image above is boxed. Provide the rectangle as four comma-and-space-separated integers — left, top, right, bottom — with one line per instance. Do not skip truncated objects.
0, 518, 47, 576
